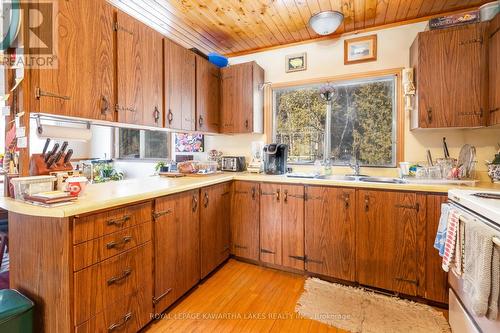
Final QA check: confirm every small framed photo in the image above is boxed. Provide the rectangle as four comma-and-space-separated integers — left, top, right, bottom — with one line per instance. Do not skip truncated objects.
286, 53, 307, 73
344, 35, 377, 65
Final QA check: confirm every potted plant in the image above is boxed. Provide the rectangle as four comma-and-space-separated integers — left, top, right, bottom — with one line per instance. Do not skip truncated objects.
155, 161, 169, 173
487, 149, 500, 183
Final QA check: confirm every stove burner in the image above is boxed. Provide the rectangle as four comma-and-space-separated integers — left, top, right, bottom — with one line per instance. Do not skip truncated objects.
472, 192, 500, 200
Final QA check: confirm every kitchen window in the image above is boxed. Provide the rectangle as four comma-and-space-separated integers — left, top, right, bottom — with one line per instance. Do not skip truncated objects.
273, 75, 398, 167
116, 128, 170, 160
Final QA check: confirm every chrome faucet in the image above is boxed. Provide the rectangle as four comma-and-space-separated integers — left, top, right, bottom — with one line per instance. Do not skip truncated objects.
348, 152, 362, 176
348, 160, 361, 176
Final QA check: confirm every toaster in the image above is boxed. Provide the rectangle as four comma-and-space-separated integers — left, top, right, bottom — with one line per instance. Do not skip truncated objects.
221, 156, 246, 172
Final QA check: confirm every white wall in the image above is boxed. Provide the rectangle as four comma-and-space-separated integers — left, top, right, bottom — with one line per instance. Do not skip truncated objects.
208, 22, 500, 177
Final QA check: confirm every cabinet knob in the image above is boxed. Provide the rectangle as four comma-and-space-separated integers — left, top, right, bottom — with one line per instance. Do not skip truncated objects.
364, 195, 370, 212
244, 119, 249, 129
427, 108, 432, 124
192, 195, 198, 212
167, 109, 173, 124
101, 96, 110, 115
204, 192, 209, 208
276, 189, 280, 201
153, 106, 160, 123
199, 116, 204, 128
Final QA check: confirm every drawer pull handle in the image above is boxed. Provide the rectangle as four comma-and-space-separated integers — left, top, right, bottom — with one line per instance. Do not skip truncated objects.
234, 244, 247, 249
261, 248, 275, 254
106, 236, 132, 250
395, 203, 420, 212
289, 255, 306, 261
107, 268, 132, 285
153, 209, 172, 220
394, 277, 419, 285
306, 257, 324, 264
107, 215, 130, 227
153, 288, 173, 304
35, 87, 71, 100
108, 312, 132, 332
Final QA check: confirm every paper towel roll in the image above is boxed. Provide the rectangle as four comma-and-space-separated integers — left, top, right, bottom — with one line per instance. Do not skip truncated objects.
37, 124, 92, 141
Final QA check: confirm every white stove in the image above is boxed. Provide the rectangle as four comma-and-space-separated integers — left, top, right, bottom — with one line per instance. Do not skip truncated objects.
449, 189, 500, 224
447, 189, 500, 333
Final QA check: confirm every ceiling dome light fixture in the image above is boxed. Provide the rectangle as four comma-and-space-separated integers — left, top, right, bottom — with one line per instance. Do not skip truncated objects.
309, 11, 344, 36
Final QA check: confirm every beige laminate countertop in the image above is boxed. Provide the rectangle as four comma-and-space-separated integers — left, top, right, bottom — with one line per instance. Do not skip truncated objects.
1, 172, 499, 218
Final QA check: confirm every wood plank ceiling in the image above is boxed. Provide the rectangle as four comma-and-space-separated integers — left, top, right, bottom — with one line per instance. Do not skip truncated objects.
109, 0, 491, 56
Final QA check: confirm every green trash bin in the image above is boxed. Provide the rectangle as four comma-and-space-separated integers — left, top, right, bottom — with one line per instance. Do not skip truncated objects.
0, 289, 34, 333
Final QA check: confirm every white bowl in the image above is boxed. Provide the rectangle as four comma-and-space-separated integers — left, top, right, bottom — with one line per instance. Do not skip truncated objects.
480, 1, 499, 21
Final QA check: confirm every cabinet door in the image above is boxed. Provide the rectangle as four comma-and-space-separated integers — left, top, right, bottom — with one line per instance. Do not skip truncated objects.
305, 186, 356, 281
116, 12, 163, 126
282, 185, 305, 271
153, 190, 200, 313
425, 194, 449, 303
220, 66, 237, 133
165, 39, 195, 130
141, 26, 163, 127
196, 56, 220, 133
259, 183, 282, 265
36, 0, 114, 121
200, 183, 230, 278
233, 62, 254, 133
490, 14, 500, 125
230, 181, 260, 261
417, 24, 487, 127
357, 190, 418, 295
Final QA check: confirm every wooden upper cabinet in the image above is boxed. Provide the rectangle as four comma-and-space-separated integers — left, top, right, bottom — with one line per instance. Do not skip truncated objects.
200, 182, 231, 279
305, 186, 355, 282
230, 181, 260, 261
116, 11, 163, 127
220, 62, 264, 134
33, 0, 114, 121
196, 56, 220, 133
165, 39, 196, 131
153, 190, 200, 313
410, 23, 488, 128
489, 14, 500, 125
356, 190, 419, 296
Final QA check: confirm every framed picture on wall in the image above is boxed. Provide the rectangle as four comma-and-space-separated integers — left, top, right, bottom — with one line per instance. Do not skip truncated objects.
175, 133, 204, 153
344, 34, 377, 65
285, 53, 307, 73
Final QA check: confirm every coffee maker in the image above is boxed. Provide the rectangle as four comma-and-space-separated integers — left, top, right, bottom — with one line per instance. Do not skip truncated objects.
263, 144, 288, 175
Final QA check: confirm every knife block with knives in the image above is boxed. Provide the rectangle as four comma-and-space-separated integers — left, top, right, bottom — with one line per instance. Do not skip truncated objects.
29, 139, 74, 176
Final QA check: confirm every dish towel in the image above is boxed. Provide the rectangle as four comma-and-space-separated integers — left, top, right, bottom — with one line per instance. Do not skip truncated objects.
463, 221, 494, 317
434, 203, 450, 257
487, 241, 500, 320
442, 209, 460, 272
452, 217, 465, 277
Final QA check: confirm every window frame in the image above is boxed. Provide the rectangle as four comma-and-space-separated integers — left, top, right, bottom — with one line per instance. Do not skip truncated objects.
114, 128, 171, 161
269, 68, 404, 167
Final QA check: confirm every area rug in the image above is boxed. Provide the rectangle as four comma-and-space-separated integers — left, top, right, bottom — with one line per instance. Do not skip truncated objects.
296, 278, 450, 333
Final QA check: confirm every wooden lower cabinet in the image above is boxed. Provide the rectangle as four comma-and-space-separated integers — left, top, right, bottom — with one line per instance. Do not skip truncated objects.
425, 194, 449, 303
304, 186, 356, 281
231, 181, 260, 260
356, 190, 420, 296
260, 183, 283, 265
281, 185, 306, 270
153, 190, 200, 313
259, 184, 305, 269
200, 182, 231, 278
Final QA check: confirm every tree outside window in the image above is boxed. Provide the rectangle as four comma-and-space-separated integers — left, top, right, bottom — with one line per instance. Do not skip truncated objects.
273, 76, 396, 167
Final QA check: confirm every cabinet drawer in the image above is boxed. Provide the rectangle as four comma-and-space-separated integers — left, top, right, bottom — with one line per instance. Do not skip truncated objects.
74, 242, 152, 325
75, 291, 151, 333
73, 202, 152, 244
73, 222, 152, 271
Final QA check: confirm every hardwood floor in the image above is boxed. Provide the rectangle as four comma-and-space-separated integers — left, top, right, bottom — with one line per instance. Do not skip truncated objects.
144, 259, 344, 332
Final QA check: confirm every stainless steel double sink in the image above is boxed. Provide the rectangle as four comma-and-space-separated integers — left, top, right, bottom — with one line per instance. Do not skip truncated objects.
288, 174, 406, 184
